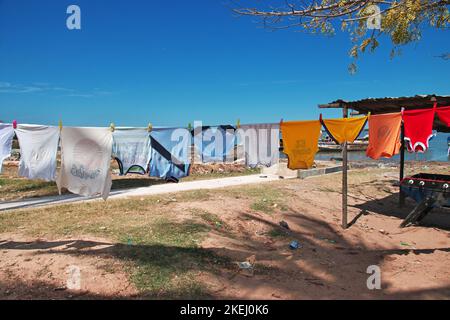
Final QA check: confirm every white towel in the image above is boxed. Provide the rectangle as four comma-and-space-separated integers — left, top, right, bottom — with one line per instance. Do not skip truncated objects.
57, 127, 113, 200
0, 123, 15, 174
15, 124, 60, 181
237, 124, 280, 168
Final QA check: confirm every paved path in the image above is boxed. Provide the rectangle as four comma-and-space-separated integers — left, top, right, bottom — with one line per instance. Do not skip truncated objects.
0, 174, 289, 212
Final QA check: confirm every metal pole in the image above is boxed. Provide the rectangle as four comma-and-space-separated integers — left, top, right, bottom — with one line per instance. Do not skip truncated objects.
342, 105, 349, 229
399, 121, 406, 207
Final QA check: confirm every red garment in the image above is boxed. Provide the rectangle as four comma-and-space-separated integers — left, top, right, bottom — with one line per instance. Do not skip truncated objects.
436, 106, 450, 127
402, 107, 435, 153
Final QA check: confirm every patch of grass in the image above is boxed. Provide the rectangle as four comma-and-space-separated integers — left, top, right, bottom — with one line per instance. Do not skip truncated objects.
265, 228, 289, 238
194, 210, 229, 231
108, 218, 233, 299
0, 178, 58, 201
176, 190, 211, 202
216, 184, 291, 215
119, 243, 231, 299
185, 167, 261, 182
250, 199, 275, 214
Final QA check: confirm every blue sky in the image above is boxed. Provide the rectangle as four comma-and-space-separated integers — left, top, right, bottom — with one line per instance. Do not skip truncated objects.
0, 0, 449, 127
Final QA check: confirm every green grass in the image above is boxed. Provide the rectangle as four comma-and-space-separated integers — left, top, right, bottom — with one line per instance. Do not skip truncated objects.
111, 218, 229, 299
228, 186, 290, 214
194, 210, 230, 231
0, 178, 58, 201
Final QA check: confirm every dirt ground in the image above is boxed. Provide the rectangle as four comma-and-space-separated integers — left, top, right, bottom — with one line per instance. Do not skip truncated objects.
0, 161, 449, 300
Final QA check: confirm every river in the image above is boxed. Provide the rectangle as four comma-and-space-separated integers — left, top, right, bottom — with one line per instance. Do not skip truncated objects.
315, 132, 450, 163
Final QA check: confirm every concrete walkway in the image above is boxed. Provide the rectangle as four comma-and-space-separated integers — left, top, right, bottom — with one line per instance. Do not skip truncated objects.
0, 174, 288, 212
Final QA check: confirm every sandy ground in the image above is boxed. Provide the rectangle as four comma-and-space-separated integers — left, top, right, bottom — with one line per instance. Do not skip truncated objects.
0, 162, 449, 299
0, 234, 138, 299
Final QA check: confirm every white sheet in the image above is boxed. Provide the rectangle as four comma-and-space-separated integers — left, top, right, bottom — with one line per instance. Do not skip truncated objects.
15, 124, 60, 181
0, 123, 15, 174
57, 127, 113, 200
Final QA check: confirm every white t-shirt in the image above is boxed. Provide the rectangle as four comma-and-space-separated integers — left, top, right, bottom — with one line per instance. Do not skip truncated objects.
0, 123, 15, 174
57, 127, 113, 200
15, 124, 60, 181
237, 124, 280, 168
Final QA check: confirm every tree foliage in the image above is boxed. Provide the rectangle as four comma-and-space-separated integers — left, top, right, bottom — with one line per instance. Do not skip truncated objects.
233, 0, 449, 71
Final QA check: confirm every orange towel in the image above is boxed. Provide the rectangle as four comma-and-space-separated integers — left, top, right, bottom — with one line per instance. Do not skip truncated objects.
320, 115, 368, 144
366, 112, 402, 159
280, 120, 321, 170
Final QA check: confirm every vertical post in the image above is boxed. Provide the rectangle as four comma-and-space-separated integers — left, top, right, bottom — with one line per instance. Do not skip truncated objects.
189, 123, 195, 167
342, 105, 349, 229
399, 120, 406, 207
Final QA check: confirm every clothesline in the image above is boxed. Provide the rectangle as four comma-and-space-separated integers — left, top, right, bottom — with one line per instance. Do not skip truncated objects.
1, 105, 449, 201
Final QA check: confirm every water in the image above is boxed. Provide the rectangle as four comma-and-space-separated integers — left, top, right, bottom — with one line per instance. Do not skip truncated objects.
314, 132, 450, 163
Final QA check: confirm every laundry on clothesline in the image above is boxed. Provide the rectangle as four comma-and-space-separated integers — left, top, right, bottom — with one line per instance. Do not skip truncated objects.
1, 104, 447, 201
149, 128, 191, 182
402, 107, 436, 153
112, 128, 152, 175
366, 113, 402, 160
194, 125, 236, 163
57, 127, 113, 200
237, 123, 280, 168
0, 123, 15, 174
320, 115, 368, 145
280, 120, 321, 170
14, 124, 60, 181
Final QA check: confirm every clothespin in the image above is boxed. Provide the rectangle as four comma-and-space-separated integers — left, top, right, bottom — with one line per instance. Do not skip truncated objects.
280, 118, 284, 125
187, 123, 192, 131
319, 114, 323, 122
147, 123, 153, 132
236, 119, 241, 129
12, 120, 17, 129
58, 120, 63, 132
110, 123, 115, 132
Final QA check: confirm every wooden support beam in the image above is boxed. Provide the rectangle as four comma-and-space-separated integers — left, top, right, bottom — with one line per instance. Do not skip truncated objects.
399, 121, 406, 207
342, 105, 349, 229
318, 103, 342, 109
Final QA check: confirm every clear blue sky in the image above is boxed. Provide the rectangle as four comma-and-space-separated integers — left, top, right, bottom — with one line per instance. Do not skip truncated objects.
0, 0, 449, 127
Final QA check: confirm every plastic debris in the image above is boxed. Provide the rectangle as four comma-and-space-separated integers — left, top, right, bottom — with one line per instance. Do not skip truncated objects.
238, 262, 252, 269
289, 240, 301, 250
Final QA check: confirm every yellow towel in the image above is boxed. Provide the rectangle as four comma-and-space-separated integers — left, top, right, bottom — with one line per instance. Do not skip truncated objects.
280, 120, 321, 169
320, 115, 368, 144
